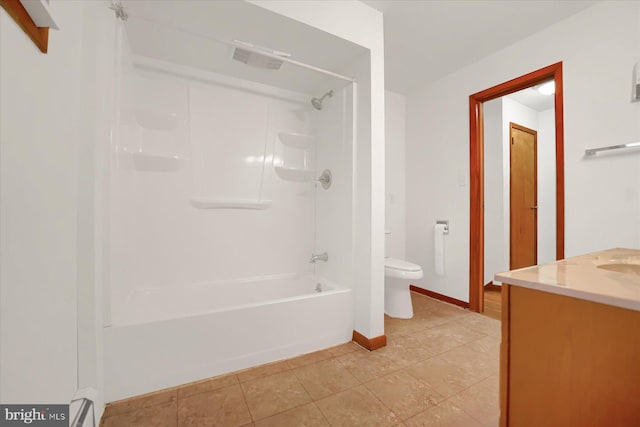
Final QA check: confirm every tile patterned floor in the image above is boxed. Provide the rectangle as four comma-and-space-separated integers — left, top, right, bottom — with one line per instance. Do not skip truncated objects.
101, 292, 500, 427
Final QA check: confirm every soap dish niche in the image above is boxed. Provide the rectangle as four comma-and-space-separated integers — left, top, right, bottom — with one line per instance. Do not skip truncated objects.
278, 131, 315, 149
136, 109, 186, 131
274, 165, 314, 182
125, 150, 183, 172
190, 198, 272, 210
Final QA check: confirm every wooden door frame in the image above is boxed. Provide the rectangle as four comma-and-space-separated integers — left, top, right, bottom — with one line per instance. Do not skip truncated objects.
469, 62, 564, 313
509, 122, 538, 270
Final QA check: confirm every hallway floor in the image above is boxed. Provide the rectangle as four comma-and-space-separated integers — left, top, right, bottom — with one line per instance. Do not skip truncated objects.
483, 289, 502, 321
101, 292, 500, 426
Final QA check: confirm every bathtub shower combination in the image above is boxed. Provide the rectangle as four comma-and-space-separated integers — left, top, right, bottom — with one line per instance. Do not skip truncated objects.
102, 2, 362, 401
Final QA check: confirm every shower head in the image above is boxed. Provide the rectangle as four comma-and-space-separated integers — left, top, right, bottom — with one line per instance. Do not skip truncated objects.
311, 90, 334, 111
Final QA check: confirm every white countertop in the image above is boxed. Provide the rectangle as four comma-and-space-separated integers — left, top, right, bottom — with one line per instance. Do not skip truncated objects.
495, 248, 640, 312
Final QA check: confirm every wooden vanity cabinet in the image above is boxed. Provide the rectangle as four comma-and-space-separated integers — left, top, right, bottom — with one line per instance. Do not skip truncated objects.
499, 284, 640, 427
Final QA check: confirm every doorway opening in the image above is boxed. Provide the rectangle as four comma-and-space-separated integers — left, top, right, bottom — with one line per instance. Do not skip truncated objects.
469, 62, 565, 313
509, 122, 538, 270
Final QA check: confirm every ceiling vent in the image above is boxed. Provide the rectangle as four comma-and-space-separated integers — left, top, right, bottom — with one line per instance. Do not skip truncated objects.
232, 40, 291, 70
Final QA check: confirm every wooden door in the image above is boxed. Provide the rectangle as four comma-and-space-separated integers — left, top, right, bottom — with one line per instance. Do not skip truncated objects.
510, 123, 537, 270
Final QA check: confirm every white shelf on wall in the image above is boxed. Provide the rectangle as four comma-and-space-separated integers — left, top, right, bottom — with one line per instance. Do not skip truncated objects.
277, 131, 315, 149
127, 151, 183, 172
136, 109, 186, 131
190, 198, 272, 210
585, 141, 640, 157
274, 165, 314, 182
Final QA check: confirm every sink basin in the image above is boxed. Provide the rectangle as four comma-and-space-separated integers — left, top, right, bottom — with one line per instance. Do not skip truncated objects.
597, 263, 640, 276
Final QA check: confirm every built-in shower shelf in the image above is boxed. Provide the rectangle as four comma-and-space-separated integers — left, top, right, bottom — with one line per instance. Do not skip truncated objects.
136, 109, 186, 131
128, 151, 183, 172
190, 198, 272, 209
277, 131, 315, 149
274, 166, 314, 182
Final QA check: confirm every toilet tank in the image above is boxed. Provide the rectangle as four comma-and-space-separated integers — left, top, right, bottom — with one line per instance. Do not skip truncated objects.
385, 230, 391, 258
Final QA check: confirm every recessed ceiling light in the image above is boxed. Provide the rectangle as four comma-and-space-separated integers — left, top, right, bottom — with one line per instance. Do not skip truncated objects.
538, 81, 555, 96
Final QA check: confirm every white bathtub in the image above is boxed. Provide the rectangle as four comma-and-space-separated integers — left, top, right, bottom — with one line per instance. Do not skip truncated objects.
104, 273, 353, 401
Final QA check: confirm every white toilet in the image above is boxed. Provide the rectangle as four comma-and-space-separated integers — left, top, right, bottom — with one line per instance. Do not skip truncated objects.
384, 231, 423, 319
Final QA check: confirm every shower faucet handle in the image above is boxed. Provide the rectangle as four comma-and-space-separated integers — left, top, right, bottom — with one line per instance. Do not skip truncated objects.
317, 169, 332, 189
310, 252, 328, 263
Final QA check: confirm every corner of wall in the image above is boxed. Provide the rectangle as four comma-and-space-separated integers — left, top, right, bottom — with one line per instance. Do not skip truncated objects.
249, 0, 386, 339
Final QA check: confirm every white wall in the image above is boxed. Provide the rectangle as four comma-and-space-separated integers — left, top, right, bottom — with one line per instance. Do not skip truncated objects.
0, 1, 84, 403
250, 1, 386, 338
537, 108, 556, 264
638, 8, 640, 239
385, 91, 406, 259
76, 2, 114, 420
407, 1, 640, 302
483, 98, 503, 284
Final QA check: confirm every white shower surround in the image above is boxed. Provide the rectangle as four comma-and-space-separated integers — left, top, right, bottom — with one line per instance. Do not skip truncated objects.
104, 273, 352, 401
108, 54, 353, 309
104, 22, 357, 402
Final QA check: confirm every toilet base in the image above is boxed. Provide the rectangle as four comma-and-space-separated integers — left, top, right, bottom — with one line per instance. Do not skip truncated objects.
384, 278, 414, 319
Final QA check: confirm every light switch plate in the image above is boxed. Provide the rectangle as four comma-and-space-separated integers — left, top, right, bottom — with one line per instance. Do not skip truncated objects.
458, 172, 467, 187
633, 62, 640, 103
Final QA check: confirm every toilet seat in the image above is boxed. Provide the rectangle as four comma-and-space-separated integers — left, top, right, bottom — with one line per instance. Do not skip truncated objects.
385, 257, 423, 280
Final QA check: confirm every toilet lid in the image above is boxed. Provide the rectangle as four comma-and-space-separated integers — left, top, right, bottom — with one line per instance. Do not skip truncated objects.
385, 258, 422, 272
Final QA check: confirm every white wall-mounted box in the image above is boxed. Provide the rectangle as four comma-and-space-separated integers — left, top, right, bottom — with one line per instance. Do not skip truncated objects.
20, 0, 59, 29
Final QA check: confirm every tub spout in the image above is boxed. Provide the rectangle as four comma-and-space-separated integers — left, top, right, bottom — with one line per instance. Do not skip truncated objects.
309, 252, 328, 263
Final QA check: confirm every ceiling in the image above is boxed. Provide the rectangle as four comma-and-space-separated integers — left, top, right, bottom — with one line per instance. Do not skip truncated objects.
120, 1, 596, 96
362, 0, 597, 94
506, 84, 554, 112
121, 1, 367, 94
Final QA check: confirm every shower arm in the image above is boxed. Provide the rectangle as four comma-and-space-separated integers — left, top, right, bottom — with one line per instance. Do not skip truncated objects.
318, 91, 333, 103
